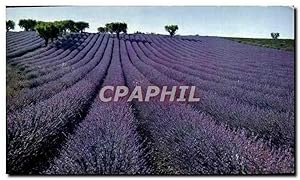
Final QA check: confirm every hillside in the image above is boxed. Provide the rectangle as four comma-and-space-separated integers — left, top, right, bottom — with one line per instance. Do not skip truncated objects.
6, 31, 295, 175
227, 37, 294, 51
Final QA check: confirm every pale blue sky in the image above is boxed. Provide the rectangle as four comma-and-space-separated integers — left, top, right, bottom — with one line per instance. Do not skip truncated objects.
6, 6, 294, 39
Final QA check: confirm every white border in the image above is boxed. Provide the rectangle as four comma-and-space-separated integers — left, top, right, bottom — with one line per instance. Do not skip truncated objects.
0, 0, 298, 179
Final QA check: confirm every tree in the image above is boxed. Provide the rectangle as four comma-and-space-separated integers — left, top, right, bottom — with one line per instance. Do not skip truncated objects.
75, 21, 89, 33
35, 22, 60, 46
53, 21, 66, 35
105, 22, 127, 39
6, 20, 15, 32
97, 27, 107, 33
271, 32, 280, 40
165, 25, 178, 37
62, 20, 76, 33
18, 19, 37, 31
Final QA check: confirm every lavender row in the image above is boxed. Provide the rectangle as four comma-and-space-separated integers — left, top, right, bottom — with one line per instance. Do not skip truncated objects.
7, 40, 45, 58
19, 34, 102, 87
6, 36, 111, 113
151, 35, 294, 79
136, 40, 293, 113
6, 31, 38, 45
144, 35, 294, 91
47, 38, 151, 175
14, 35, 92, 70
126, 40, 294, 146
7, 37, 113, 174
143, 41, 291, 98
121, 39, 294, 174
174, 35, 294, 68
8, 33, 88, 64
7, 35, 43, 52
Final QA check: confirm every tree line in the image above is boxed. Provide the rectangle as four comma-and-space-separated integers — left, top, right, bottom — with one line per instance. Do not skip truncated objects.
7, 19, 181, 46
7, 19, 282, 47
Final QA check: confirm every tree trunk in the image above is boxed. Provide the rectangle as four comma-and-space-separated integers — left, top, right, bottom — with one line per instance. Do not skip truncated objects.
45, 38, 48, 47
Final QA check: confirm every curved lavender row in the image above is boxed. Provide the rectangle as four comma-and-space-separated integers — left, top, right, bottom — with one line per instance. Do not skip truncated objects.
143, 41, 290, 98
151, 35, 293, 79
175, 38, 294, 78
173, 36, 294, 75
24, 34, 96, 72
121, 39, 294, 174
178, 36, 293, 65
153, 35, 294, 79
6, 31, 36, 39
145, 35, 293, 90
176, 35, 294, 68
7, 34, 44, 52
7, 35, 43, 51
141, 37, 292, 95
22, 37, 91, 78
7, 38, 43, 53
19, 34, 101, 85
47, 38, 151, 175
136, 40, 293, 113
6, 31, 38, 44
145, 35, 294, 87
14, 40, 82, 73
12, 35, 90, 69
7, 40, 45, 58
15, 36, 90, 69
7, 38, 113, 175
127, 40, 294, 146
8, 33, 88, 64
134, 40, 294, 113
6, 35, 111, 113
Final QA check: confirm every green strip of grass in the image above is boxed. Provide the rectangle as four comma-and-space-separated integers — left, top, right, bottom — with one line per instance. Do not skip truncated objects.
226, 37, 294, 52
6, 64, 25, 98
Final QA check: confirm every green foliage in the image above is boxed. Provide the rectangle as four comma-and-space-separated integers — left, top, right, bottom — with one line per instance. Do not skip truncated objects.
164, 25, 178, 37
271, 32, 280, 40
228, 37, 294, 51
62, 20, 76, 32
53, 21, 66, 35
97, 27, 107, 33
18, 19, 37, 31
75, 21, 89, 33
35, 22, 60, 46
6, 20, 15, 32
6, 64, 25, 98
105, 22, 127, 38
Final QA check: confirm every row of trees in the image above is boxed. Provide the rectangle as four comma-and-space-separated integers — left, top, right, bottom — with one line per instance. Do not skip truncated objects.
6, 19, 89, 46
97, 23, 179, 37
7, 19, 179, 38
7, 19, 282, 42
35, 20, 89, 46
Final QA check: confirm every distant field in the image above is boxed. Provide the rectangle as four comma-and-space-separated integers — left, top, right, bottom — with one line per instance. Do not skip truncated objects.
227, 37, 294, 51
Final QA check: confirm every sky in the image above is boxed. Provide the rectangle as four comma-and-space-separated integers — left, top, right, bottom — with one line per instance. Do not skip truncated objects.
6, 6, 294, 39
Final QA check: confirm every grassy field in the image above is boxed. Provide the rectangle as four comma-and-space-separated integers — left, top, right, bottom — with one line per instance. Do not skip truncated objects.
227, 37, 294, 51
6, 64, 25, 98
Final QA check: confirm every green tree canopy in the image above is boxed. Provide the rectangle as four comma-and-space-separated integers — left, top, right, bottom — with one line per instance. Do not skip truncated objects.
35, 22, 60, 46
18, 19, 37, 31
271, 32, 280, 40
164, 25, 179, 37
75, 21, 89, 33
6, 20, 15, 32
97, 26, 107, 33
105, 22, 127, 39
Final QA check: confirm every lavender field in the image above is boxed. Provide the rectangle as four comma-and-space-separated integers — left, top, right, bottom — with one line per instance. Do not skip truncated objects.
6, 31, 295, 175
